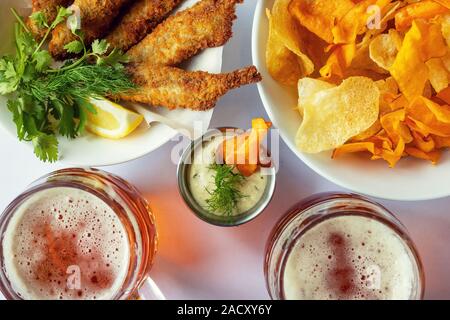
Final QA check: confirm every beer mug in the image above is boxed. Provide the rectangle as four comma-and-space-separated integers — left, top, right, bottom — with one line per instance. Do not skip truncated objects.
265, 193, 425, 300
0, 168, 164, 300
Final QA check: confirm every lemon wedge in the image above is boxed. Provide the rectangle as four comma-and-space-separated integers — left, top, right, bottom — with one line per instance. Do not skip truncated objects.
85, 98, 144, 139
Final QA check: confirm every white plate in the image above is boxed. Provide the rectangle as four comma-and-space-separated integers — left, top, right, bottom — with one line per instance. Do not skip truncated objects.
252, 0, 450, 201
0, 0, 222, 166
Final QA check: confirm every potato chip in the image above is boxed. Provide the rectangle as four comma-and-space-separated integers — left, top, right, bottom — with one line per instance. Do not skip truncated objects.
288, 0, 354, 43
271, 0, 315, 74
376, 77, 399, 95
297, 78, 334, 116
395, 0, 450, 32
351, 120, 382, 141
343, 67, 388, 81
426, 57, 450, 93
375, 77, 401, 115
390, 20, 446, 100
369, 33, 399, 70
354, 1, 402, 79
351, 44, 389, 75
266, 10, 308, 85
296, 77, 380, 153
388, 29, 404, 50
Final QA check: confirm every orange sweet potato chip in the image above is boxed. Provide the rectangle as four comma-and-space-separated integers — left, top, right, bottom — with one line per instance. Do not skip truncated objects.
395, 1, 450, 32
379, 138, 405, 168
426, 58, 450, 93
332, 0, 392, 44
406, 96, 450, 137
222, 118, 272, 177
390, 20, 447, 101
367, 131, 394, 150
380, 108, 413, 144
411, 130, 436, 153
320, 43, 356, 79
332, 142, 377, 158
288, 0, 354, 43
405, 147, 441, 164
437, 86, 450, 105
434, 135, 450, 148
434, 0, 450, 10
367, 130, 405, 167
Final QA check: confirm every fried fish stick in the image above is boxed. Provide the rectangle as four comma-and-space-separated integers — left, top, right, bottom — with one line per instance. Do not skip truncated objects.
120, 64, 261, 110
127, 0, 243, 66
106, 0, 183, 52
27, 0, 74, 39
49, 0, 131, 60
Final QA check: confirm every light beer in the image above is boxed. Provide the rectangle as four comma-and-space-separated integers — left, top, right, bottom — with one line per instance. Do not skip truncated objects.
283, 215, 418, 300
265, 193, 424, 300
0, 168, 157, 300
3, 187, 129, 299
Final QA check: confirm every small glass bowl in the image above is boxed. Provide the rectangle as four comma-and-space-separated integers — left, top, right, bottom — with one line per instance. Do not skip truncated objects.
177, 128, 276, 227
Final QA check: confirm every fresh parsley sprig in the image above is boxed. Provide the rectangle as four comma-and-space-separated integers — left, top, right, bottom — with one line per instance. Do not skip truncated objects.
0, 7, 136, 162
206, 163, 246, 216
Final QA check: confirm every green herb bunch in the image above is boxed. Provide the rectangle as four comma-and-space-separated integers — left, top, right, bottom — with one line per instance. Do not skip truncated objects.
206, 163, 246, 216
0, 8, 136, 162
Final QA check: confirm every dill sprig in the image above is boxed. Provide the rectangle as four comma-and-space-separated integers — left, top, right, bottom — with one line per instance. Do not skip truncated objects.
29, 64, 135, 102
0, 8, 135, 162
206, 164, 246, 216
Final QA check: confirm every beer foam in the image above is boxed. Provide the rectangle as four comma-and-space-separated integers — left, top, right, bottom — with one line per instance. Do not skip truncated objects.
283, 215, 418, 300
2, 187, 130, 300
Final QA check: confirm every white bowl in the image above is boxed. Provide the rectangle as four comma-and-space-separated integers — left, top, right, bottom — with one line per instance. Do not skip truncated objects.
0, 0, 221, 166
252, 0, 450, 201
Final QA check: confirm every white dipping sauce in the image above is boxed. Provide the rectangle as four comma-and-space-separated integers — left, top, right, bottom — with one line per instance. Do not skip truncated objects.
188, 135, 267, 216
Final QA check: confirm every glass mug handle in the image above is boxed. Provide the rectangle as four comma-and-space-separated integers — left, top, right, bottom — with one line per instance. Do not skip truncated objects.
130, 277, 166, 300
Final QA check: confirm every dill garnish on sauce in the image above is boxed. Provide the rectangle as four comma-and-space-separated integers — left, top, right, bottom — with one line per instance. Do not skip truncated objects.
206, 163, 246, 216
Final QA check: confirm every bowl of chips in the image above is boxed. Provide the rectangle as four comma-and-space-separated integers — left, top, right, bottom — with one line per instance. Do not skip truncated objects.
252, 0, 450, 201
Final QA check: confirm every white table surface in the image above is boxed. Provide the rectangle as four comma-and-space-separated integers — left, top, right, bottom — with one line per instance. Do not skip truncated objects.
1, 0, 450, 300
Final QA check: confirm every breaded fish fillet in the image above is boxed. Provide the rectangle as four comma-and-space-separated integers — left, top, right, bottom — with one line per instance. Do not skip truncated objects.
27, 0, 74, 39
127, 0, 243, 66
49, 0, 131, 60
106, 0, 183, 52
119, 64, 261, 110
